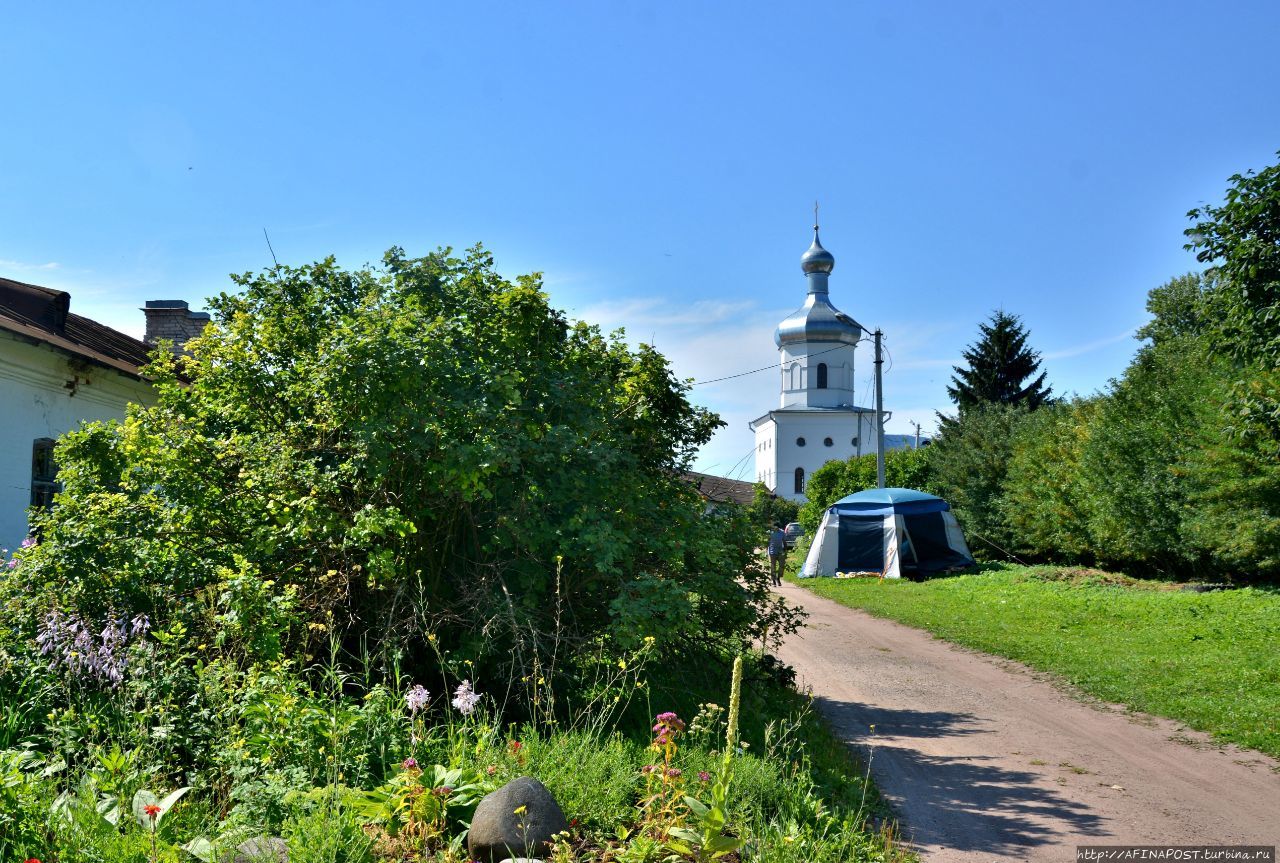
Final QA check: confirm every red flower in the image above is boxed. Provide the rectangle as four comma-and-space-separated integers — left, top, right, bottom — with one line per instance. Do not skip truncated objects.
143, 803, 163, 820
509, 740, 523, 753
25, 858, 41, 863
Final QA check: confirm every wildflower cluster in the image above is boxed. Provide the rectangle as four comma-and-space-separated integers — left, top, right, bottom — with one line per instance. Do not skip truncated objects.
639, 711, 689, 839
451, 679, 481, 716
405, 684, 430, 714
652, 711, 686, 746
35, 609, 150, 687
686, 702, 726, 748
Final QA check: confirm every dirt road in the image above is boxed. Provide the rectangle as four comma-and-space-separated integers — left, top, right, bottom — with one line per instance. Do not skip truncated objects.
773, 580, 1280, 861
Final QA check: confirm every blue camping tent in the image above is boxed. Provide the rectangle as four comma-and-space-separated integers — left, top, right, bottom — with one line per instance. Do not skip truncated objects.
801, 487, 975, 578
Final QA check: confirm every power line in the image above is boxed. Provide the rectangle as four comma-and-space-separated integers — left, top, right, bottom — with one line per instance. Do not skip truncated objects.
690, 338, 870, 387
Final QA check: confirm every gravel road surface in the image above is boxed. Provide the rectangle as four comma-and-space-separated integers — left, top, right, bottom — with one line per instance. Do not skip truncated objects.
773, 580, 1280, 862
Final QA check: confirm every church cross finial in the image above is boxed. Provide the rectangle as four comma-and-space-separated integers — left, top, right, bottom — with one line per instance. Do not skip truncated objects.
814, 200, 820, 232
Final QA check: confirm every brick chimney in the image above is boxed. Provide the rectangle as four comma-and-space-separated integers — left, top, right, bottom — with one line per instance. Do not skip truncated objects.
142, 301, 211, 354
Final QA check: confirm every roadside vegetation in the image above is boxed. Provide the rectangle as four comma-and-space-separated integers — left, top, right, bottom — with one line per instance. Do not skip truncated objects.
801, 152, 1280, 584
793, 563, 1280, 759
0, 246, 902, 862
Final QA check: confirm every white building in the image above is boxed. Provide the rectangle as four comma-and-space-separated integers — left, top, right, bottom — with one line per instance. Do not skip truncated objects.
0, 277, 206, 551
749, 228, 882, 502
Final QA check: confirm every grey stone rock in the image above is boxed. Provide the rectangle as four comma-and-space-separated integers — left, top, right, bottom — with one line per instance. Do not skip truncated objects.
234, 836, 289, 863
468, 776, 568, 863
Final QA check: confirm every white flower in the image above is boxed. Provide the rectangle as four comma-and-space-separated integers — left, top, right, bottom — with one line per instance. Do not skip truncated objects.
452, 679, 481, 716
405, 684, 430, 714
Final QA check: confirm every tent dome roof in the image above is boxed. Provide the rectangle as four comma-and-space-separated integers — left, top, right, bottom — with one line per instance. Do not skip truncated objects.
834, 487, 942, 506
832, 487, 951, 515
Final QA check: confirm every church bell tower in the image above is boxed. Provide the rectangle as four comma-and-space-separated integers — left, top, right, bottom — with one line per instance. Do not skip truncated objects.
749, 221, 879, 502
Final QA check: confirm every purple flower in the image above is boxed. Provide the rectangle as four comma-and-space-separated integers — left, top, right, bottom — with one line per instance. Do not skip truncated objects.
452, 679, 481, 716
402, 757, 419, 770
641, 765, 656, 775
20, 537, 36, 549
698, 771, 711, 783
666, 768, 682, 778
405, 684, 430, 714
35, 608, 147, 689
651, 711, 685, 746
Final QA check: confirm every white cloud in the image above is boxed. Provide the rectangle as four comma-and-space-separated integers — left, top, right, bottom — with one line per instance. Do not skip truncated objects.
1043, 327, 1137, 360
0, 258, 60, 272
573, 297, 761, 331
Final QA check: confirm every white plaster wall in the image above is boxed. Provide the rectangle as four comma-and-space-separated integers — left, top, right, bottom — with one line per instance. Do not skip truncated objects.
779, 341, 856, 409
0, 333, 154, 552
772, 410, 876, 502
752, 417, 777, 490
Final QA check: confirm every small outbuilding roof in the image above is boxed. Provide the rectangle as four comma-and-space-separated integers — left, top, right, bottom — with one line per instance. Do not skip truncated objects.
684, 471, 757, 507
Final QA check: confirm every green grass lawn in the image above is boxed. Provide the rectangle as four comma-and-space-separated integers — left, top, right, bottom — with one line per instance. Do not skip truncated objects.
793, 563, 1280, 758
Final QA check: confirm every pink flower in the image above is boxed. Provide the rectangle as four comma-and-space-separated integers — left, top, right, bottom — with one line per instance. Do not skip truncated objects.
698, 771, 711, 782
402, 757, 419, 770
666, 768, 682, 778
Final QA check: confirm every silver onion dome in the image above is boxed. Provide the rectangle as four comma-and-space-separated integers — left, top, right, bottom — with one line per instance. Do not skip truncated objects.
775, 296, 863, 346
800, 228, 835, 274
775, 227, 863, 347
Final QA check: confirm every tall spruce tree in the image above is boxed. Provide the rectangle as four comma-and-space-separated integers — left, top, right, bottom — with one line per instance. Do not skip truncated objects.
945, 310, 1053, 412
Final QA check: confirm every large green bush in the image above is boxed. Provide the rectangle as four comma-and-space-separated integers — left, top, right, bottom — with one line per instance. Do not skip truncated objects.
0, 246, 801, 778
925, 403, 1028, 556
1001, 398, 1100, 561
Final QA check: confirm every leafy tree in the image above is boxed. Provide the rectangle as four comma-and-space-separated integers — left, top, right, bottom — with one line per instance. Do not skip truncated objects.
744, 484, 799, 531
1186, 151, 1280, 435
1078, 335, 1223, 573
7, 246, 801, 694
1135, 271, 1221, 346
1001, 399, 1100, 560
943, 310, 1052, 420
797, 447, 936, 530
926, 404, 1028, 556
1183, 365, 1280, 577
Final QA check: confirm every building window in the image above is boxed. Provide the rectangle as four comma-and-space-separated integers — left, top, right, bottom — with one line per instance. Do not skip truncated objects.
31, 438, 59, 509
816, 363, 828, 389
794, 467, 805, 494
824, 437, 833, 447
852, 436, 859, 447
796, 436, 806, 447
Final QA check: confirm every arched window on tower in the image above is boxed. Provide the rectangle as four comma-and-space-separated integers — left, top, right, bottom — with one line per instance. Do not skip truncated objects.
789, 363, 800, 390
794, 467, 805, 494
816, 363, 828, 389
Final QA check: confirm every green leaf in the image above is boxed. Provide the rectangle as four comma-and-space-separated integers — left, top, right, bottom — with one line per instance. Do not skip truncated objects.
682, 795, 709, 818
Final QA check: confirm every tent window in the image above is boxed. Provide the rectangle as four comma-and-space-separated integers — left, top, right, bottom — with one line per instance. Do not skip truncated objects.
794, 467, 804, 494
816, 363, 828, 389
31, 438, 59, 509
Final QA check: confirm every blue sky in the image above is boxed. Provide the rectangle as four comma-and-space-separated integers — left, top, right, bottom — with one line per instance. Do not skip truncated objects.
3, 2, 1278, 476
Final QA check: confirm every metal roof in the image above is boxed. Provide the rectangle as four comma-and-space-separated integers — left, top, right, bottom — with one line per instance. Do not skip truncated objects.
0, 276, 154, 378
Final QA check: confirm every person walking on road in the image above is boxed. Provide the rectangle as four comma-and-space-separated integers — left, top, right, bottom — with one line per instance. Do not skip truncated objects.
767, 523, 787, 587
